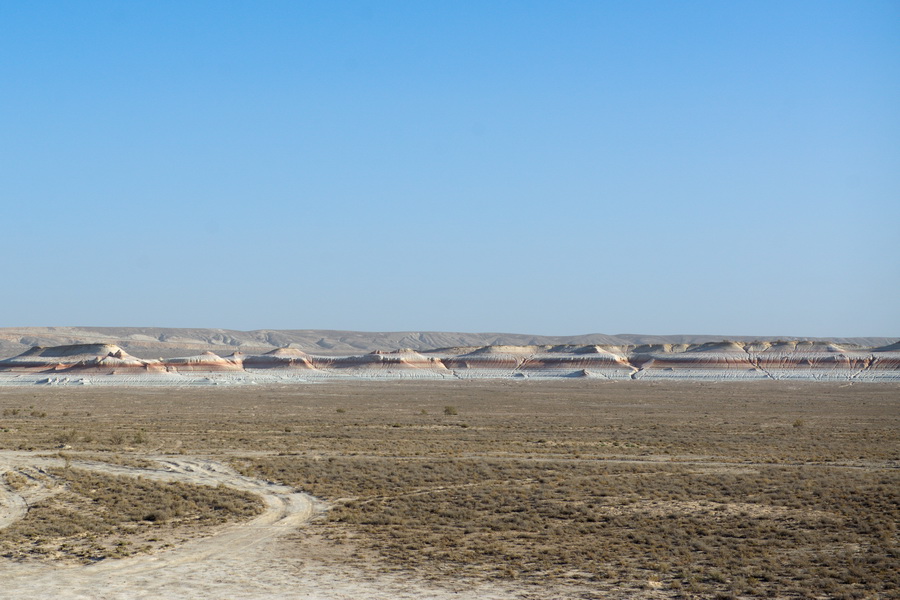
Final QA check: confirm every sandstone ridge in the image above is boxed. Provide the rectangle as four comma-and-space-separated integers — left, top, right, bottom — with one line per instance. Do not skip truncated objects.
2, 327, 894, 361
0, 339, 897, 385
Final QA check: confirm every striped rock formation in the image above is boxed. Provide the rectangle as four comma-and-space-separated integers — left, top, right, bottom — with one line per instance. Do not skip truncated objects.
0, 340, 897, 385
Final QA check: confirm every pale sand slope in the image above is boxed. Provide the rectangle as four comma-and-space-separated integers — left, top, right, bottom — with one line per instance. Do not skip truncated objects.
0, 452, 529, 600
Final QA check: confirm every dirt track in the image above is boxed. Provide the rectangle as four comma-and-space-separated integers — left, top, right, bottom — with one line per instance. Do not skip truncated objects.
0, 452, 529, 600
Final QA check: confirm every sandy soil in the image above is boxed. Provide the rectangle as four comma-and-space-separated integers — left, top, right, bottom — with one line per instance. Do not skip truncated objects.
1, 382, 895, 598
0, 452, 534, 600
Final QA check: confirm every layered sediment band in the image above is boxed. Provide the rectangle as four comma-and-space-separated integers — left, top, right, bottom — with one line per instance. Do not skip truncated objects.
1, 340, 897, 384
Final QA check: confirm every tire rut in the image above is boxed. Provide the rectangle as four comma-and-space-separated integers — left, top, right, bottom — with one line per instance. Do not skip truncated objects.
0, 451, 323, 598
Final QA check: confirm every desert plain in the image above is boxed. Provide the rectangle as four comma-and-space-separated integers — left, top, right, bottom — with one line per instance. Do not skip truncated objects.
0, 379, 897, 599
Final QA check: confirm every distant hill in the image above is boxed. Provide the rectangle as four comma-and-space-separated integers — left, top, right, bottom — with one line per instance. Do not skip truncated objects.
3, 337, 898, 385
0, 327, 895, 360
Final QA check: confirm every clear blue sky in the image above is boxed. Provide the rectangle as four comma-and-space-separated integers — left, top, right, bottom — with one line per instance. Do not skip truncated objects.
1, 1, 897, 337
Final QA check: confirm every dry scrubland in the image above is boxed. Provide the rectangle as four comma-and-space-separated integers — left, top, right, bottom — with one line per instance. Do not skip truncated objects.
0, 381, 897, 599
0, 467, 263, 561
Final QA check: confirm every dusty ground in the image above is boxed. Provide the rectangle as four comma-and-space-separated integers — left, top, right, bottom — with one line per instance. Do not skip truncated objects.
0, 381, 897, 598
0, 452, 526, 599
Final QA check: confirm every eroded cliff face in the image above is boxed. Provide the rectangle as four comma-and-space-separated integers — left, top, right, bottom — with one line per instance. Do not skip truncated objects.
0, 344, 166, 374
2, 327, 894, 362
0, 340, 897, 385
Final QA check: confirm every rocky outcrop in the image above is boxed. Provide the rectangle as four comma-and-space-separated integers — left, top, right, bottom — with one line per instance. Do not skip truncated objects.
0, 344, 165, 374
163, 352, 244, 372
1, 340, 897, 384
240, 348, 317, 370
2, 327, 895, 362
322, 350, 449, 373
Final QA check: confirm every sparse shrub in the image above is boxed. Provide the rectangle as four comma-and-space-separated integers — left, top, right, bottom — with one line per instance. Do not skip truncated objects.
54, 430, 78, 445
0, 468, 264, 562
443, 406, 458, 416
238, 450, 900, 596
4, 471, 29, 490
